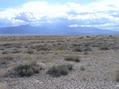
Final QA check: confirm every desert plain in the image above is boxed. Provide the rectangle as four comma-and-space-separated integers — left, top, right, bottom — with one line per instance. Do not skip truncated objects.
0, 36, 119, 89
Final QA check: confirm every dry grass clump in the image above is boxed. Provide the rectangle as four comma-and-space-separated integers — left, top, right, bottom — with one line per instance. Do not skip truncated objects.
46, 64, 73, 77
64, 56, 80, 63
13, 62, 43, 77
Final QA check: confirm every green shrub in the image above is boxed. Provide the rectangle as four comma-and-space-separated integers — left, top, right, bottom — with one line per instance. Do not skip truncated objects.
46, 64, 73, 77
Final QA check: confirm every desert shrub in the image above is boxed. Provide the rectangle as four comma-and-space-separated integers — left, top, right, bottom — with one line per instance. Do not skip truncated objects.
56, 46, 65, 50
79, 36, 84, 39
2, 51, 9, 54
13, 62, 43, 77
0, 56, 13, 68
84, 47, 92, 52
99, 45, 110, 50
10, 49, 21, 54
86, 36, 90, 38
73, 47, 82, 52
2, 49, 20, 54
83, 51, 88, 55
109, 35, 113, 37
80, 66, 85, 71
73, 46, 92, 52
64, 56, 80, 62
115, 71, 119, 82
32, 45, 50, 51
46, 64, 73, 77
2, 43, 11, 47
27, 48, 34, 54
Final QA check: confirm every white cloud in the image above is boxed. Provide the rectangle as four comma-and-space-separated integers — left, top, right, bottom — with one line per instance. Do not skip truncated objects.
0, 0, 119, 30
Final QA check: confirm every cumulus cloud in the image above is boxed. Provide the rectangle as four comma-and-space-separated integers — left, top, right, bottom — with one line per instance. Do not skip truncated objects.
0, 0, 119, 30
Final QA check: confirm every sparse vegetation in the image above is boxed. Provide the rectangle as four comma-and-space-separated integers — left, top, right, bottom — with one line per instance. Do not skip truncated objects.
114, 70, 119, 82
99, 45, 110, 50
109, 35, 113, 37
2, 51, 9, 54
0, 36, 118, 89
64, 56, 80, 62
80, 66, 85, 71
27, 48, 34, 54
13, 62, 43, 77
46, 64, 73, 77
32, 45, 50, 51
83, 51, 88, 55
73, 46, 92, 52
73, 47, 82, 52
0, 56, 14, 68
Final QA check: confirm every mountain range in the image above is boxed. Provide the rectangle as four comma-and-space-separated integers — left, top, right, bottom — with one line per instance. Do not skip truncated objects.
0, 24, 118, 35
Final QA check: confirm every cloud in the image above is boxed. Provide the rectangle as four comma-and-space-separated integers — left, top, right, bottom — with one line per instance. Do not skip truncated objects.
0, 0, 119, 30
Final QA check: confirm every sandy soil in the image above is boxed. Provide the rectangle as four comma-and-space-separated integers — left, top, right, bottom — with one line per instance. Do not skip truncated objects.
0, 36, 119, 89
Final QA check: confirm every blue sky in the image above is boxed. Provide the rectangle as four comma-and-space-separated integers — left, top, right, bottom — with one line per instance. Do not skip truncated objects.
0, 0, 119, 30
0, 0, 96, 8
0, 0, 27, 8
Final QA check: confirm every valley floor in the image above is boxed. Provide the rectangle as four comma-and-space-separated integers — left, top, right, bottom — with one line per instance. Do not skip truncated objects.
0, 36, 119, 89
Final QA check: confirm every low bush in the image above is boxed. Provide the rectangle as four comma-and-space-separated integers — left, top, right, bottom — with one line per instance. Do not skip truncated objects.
0, 56, 13, 68
115, 70, 119, 82
46, 64, 73, 77
99, 46, 110, 50
27, 49, 34, 54
80, 66, 85, 71
32, 45, 50, 51
13, 62, 43, 77
73, 46, 92, 52
64, 56, 80, 62
73, 47, 82, 52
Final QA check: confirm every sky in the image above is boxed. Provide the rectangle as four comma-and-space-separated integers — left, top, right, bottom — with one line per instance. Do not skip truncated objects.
0, 0, 95, 8
0, 0, 119, 30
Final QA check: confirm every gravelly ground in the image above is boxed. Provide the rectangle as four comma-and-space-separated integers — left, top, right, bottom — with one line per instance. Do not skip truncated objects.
0, 36, 119, 89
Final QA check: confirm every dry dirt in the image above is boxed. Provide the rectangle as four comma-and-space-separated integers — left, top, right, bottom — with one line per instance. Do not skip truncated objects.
0, 36, 119, 89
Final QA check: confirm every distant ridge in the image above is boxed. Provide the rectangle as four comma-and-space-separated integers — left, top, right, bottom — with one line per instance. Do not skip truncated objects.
0, 25, 118, 35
